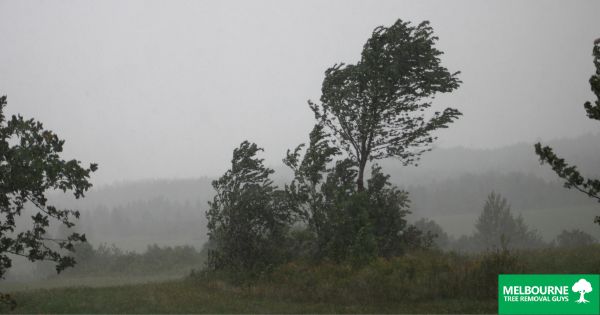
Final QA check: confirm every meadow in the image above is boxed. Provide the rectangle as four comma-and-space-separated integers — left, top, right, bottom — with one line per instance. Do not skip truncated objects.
2, 245, 598, 314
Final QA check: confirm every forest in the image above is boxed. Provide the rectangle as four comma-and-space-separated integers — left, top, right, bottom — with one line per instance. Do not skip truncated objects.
1, 1, 599, 314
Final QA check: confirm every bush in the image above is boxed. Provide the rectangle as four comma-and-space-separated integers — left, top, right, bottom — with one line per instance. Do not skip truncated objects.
190, 244, 600, 309
555, 229, 596, 248
413, 218, 449, 249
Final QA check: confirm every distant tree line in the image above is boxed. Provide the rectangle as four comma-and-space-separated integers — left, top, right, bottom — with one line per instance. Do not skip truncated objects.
34, 243, 205, 279
74, 198, 207, 250
407, 172, 597, 217
415, 192, 597, 253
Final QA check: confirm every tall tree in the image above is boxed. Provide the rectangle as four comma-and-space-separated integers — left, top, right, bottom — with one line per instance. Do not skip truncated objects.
284, 125, 423, 262
0, 96, 97, 305
309, 19, 462, 191
534, 39, 600, 225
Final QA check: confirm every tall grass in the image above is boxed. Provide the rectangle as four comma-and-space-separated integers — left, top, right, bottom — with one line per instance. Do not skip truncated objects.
194, 244, 600, 307
2, 245, 598, 313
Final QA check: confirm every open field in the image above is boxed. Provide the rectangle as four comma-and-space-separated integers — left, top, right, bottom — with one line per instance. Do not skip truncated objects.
2, 245, 599, 314
0, 274, 184, 292
1, 279, 496, 314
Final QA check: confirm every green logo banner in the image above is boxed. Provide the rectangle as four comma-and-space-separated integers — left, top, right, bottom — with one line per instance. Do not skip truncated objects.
499, 274, 600, 314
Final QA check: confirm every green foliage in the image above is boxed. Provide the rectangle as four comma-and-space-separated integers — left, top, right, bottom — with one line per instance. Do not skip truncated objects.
284, 131, 426, 263
469, 249, 525, 299
188, 249, 521, 312
534, 41, 600, 224
238, 245, 595, 306
281, 18, 461, 265
555, 229, 596, 248
0, 277, 495, 314
584, 39, 600, 120
283, 124, 343, 228
5, 245, 600, 313
309, 19, 462, 191
518, 243, 600, 274
473, 192, 543, 251
206, 141, 292, 278
326, 192, 377, 266
227, 248, 526, 305
413, 218, 450, 249
367, 165, 419, 256
0, 96, 96, 306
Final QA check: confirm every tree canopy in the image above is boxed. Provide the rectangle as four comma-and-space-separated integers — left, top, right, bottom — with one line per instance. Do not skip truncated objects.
309, 19, 462, 191
284, 124, 429, 264
534, 40, 600, 225
0, 95, 96, 305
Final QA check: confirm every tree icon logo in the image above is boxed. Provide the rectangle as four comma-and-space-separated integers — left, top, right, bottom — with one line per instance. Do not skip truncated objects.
572, 279, 593, 304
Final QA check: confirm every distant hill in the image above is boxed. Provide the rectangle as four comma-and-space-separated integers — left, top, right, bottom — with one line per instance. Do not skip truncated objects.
51, 177, 214, 209
405, 171, 595, 217
44, 133, 598, 250
47, 178, 214, 251
379, 133, 600, 186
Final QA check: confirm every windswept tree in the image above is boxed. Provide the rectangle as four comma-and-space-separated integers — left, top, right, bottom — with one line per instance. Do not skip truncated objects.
284, 125, 423, 263
534, 39, 600, 225
0, 96, 97, 305
206, 141, 292, 277
309, 19, 462, 191
284, 126, 372, 262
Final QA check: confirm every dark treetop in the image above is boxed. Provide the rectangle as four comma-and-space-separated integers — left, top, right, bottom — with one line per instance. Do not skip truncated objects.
0, 95, 97, 305
309, 19, 462, 191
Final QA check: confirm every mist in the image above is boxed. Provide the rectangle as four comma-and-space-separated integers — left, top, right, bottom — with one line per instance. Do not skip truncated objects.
1, 0, 599, 185
0, 1, 599, 313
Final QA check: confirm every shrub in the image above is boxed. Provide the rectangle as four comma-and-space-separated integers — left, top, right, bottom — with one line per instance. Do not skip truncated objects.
555, 229, 596, 248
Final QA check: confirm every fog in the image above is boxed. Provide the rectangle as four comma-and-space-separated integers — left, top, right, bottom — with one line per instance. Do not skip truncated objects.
1, 0, 599, 297
1, 0, 599, 185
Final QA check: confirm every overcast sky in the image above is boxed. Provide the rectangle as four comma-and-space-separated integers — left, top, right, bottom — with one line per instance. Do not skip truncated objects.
1, 0, 599, 185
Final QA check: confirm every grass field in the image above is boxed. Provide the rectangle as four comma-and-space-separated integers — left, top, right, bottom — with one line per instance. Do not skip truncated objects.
1, 242, 598, 314
0, 274, 183, 292
1, 278, 496, 314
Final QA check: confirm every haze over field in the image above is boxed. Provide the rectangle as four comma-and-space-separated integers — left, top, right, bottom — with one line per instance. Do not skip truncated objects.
1, 2, 599, 312
48, 135, 598, 250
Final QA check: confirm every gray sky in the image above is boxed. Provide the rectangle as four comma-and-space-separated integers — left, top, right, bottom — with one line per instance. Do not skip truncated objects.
1, 0, 599, 185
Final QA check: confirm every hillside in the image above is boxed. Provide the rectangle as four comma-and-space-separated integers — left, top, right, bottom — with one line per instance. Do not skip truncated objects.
379, 133, 600, 186
37, 134, 599, 251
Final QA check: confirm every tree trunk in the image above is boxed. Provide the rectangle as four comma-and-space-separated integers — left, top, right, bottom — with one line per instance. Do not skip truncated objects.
357, 158, 367, 192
